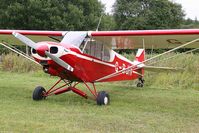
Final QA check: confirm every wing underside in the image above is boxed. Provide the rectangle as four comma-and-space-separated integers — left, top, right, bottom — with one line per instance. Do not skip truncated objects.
0, 30, 65, 45
90, 29, 199, 49
1, 29, 199, 48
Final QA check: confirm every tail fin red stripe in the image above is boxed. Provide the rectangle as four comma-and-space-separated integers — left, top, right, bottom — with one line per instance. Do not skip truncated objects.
136, 49, 145, 62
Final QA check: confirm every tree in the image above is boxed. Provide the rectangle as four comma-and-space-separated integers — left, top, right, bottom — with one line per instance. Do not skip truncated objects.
113, 0, 185, 30
181, 18, 199, 29
0, 0, 105, 30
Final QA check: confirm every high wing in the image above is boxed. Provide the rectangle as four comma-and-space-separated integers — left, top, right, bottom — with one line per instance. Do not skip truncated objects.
89, 29, 199, 49
1, 29, 199, 49
0, 30, 66, 45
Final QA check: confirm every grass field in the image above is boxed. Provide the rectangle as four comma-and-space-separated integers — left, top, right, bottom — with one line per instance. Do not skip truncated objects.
0, 71, 199, 133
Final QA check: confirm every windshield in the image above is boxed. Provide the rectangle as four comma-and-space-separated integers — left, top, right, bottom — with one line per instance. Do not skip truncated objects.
81, 38, 111, 62
61, 31, 87, 47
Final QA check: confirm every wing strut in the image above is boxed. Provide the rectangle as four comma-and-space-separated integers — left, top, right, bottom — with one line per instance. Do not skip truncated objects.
147, 47, 199, 66
0, 42, 40, 65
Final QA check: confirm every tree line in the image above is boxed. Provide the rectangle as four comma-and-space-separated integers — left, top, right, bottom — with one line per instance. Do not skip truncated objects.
0, 0, 198, 54
0, 0, 198, 31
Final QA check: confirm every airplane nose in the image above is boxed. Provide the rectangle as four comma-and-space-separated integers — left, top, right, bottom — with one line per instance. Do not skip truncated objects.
36, 44, 49, 57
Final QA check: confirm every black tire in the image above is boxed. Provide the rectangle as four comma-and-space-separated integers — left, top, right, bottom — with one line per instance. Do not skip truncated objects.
32, 86, 46, 101
137, 82, 144, 87
96, 91, 110, 105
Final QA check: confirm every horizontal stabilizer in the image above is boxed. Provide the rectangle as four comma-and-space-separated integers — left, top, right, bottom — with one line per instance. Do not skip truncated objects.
144, 66, 183, 72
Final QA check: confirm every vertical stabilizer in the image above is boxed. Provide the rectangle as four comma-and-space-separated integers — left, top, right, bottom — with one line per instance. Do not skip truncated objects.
136, 49, 145, 62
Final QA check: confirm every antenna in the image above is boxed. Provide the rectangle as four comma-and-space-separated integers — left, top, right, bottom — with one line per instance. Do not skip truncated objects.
96, 14, 104, 31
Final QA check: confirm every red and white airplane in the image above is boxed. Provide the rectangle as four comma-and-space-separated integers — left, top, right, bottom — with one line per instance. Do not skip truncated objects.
0, 29, 198, 105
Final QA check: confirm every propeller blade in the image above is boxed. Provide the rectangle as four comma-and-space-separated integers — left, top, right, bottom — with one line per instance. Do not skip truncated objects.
45, 51, 74, 72
12, 32, 37, 49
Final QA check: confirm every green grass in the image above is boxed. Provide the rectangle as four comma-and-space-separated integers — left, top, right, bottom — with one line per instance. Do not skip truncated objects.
0, 53, 198, 132
0, 71, 199, 133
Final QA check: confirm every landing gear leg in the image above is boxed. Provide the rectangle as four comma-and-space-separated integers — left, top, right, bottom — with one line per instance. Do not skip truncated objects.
137, 77, 144, 87
32, 79, 111, 105
83, 82, 110, 105
32, 79, 72, 101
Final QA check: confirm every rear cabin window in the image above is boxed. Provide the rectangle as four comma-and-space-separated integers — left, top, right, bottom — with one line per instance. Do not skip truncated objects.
80, 39, 110, 62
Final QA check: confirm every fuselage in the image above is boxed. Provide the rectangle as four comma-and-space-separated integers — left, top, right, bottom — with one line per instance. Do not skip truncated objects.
32, 41, 143, 82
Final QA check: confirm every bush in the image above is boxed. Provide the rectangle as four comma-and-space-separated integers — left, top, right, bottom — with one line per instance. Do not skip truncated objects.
1, 53, 41, 73
145, 53, 199, 89
0, 52, 198, 89
118, 52, 199, 89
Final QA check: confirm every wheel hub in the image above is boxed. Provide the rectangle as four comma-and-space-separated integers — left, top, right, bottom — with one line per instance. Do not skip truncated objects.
104, 97, 108, 105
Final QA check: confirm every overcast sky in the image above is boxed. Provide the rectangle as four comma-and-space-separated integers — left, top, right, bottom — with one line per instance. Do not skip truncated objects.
99, 0, 199, 20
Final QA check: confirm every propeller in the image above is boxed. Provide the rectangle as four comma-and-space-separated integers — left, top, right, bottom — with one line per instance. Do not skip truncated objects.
12, 32, 37, 49
12, 32, 49, 57
45, 51, 73, 72
12, 32, 73, 71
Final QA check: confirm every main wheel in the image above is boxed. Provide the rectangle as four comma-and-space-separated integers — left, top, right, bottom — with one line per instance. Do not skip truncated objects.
96, 91, 110, 105
32, 86, 46, 101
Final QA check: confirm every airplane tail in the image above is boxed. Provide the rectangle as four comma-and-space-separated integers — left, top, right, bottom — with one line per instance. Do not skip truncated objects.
135, 49, 145, 78
136, 49, 145, 62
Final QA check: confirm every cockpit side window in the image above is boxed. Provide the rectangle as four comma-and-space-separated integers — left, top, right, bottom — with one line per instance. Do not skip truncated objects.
80, 38, 110, 62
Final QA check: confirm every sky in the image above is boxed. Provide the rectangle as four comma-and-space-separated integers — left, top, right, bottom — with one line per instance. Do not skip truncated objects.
99, 0, 199, 20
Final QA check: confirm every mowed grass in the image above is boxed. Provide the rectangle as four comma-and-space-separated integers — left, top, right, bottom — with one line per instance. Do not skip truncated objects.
0, 71, 199, 133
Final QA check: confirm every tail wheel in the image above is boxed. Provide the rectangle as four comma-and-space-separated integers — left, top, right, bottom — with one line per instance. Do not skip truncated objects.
33, 86, 46, 101
137, 78, 144, 87
96, 91, 110, 105
136, 82, 144, 87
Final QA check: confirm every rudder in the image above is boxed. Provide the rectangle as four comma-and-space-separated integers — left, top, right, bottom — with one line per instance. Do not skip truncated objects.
136, 49, 145, 62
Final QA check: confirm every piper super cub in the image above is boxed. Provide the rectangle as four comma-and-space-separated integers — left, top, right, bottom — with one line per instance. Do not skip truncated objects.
0, 29, 198, 105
